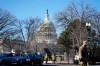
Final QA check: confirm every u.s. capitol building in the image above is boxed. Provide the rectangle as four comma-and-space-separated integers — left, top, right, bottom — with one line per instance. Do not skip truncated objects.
31, 10, 57, 52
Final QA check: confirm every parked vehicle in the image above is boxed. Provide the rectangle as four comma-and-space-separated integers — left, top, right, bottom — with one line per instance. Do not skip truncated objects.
21, 53, 43, 65
0, 53, 31, 65
16, 54, 31, 65
0, 52, 43, 65
32, 53, 43, 65
0, 53, 18, 65
0, 53, 9, 65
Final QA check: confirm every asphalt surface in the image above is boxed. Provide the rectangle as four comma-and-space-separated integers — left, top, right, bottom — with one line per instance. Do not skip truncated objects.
1, 64, 100, 66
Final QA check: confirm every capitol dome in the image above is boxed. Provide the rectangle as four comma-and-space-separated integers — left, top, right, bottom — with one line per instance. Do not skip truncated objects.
30, 10, 57, 53
36, 10, 57, 45
38, 10, 56, 32
43, 19, 53, 28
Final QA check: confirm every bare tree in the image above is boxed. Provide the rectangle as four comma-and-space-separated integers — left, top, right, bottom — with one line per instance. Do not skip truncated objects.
0, 8, 24, 53
0, 9, 16, 34
0, 8, 41, 52
55, 2, 97, 47
0, 8, 20, 45
92, 12, 100, 34
23, 17, 41, 52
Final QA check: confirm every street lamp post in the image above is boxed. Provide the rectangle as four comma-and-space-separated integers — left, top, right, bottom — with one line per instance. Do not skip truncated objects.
86, 22, 91, 66
86, 22, 91, 48
36, 45, 37, 53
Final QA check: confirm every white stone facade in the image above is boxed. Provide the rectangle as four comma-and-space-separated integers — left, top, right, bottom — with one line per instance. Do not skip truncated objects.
32, 10, 57, 52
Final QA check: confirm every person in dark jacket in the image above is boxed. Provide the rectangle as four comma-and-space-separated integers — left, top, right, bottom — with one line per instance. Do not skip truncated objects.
78, 41, 90, 66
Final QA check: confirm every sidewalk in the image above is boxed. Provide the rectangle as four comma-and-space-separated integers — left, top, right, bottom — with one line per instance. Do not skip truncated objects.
43, 60, 73, 64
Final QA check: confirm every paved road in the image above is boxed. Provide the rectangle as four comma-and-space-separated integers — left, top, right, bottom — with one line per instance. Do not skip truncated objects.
1, 64, 57, 66
1, 64, 100, 66
43, 63, 100, 65
57, 64, 100, 66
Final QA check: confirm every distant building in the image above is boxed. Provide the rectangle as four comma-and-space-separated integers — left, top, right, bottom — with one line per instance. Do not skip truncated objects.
0, 39, 25, 53
31, 10, 57, 52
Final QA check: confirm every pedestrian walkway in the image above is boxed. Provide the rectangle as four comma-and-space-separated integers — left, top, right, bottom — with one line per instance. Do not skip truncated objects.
43, 61, 55, 64
43, 60, 73, 64
43, 61, 100, 66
